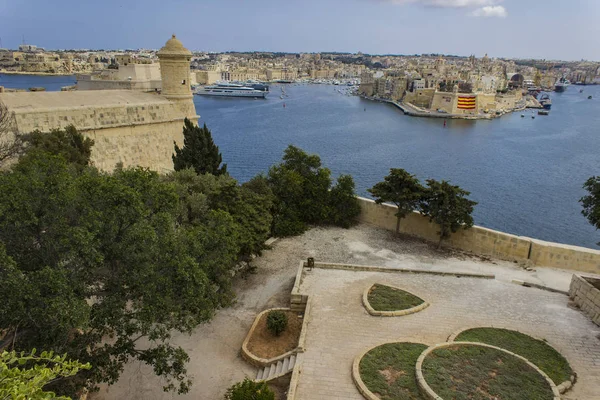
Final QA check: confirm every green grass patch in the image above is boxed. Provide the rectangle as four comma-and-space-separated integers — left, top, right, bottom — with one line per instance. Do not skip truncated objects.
359, 342, 427, 400
367, 284, 425, 312
455, 327, 572, 385
422, 344, 555, 400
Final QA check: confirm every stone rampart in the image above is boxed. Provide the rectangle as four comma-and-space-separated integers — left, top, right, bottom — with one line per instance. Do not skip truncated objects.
569, 275, 600, 325
1, 90, 197, 172
358, 197, 600, 274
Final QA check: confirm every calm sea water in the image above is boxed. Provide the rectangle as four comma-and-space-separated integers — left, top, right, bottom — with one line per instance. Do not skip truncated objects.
1, 74, 598, 248
0, 73, 76, 91
193, 84, 600, 249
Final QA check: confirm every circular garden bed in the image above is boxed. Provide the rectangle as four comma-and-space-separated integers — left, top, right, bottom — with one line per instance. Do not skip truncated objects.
355, 342, 428, 400
364, 284, 428, 316
419, 343, 558, 400
454, 327, 573, 386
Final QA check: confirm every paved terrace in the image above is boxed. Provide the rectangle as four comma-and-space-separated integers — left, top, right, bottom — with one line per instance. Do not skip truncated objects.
295, 268, 600, 400
91, 225, 600, 400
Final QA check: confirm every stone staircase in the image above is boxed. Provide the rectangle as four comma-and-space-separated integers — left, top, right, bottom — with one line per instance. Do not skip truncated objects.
255, 354, 296, 382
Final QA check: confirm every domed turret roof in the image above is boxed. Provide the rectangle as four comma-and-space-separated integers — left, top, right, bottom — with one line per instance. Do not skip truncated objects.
157, 34, 191, 57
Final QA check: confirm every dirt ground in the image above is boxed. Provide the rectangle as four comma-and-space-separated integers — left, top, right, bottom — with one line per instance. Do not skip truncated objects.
89, 224, 586, 400
247, 310, 302, 359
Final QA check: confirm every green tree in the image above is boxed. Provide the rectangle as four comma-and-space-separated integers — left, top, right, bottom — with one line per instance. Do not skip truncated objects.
368, 169, 425, 235
329, 174, 361, 228
0, 152, 241, 396
165, 169, 273, 261
268, 145, 337, 236
173, 119, 227, 175
225, 378, 274, 400
581, 176, 600, 245
25, 125, 94, 168
0, 349, 90, 400
420, 179, 477, 248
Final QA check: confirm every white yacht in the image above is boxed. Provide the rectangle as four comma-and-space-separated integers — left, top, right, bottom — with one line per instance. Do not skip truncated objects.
195, 82, 267, 98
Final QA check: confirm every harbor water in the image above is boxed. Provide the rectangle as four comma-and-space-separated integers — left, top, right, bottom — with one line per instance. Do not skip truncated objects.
1, 73, 599, 249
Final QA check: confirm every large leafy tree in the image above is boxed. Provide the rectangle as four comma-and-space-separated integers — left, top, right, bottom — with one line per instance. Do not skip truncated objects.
329, 174, 361, 228
165, 169, 273, 262
420, 179, 477, 248
581, 176, 600, 245
173, 119, 227, 175
268, 145, 332, 236
268, 145, 361, 236
0, 349, 90, 400
25, 125, 94, 168
0, 151, 240, 396
368, 168, 425, 234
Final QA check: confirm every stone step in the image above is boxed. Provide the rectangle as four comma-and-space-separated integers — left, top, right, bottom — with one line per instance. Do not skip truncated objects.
282, 356, 290, 372
288, 354, 296, 370
255, 354, 297, 382
268, 363, 276, 379
275, 360, 283, 375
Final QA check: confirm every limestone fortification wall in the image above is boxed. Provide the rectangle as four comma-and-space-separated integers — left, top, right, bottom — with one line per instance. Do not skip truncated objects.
2, 90, 197, 172
358, 197, 600, 274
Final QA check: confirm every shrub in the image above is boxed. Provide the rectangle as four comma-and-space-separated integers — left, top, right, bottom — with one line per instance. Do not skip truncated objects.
225, 378, 274, 400
266, 310, 288, 336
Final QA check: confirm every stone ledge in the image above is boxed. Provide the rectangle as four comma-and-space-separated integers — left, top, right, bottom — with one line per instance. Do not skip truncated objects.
312, 261, 495, 279
416, 342, 561, 400
352, 341, 428, 400
362, 284, 430, 317
286, 351, 304, 400
511, 279, 569, 295
446, 326, 576, 394
241, 307, 302, 368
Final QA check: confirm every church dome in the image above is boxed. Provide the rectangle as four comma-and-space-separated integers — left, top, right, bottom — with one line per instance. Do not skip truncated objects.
157, 34, 191, 57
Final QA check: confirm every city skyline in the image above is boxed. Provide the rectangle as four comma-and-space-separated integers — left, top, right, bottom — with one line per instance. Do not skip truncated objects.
1, 0, 599, 61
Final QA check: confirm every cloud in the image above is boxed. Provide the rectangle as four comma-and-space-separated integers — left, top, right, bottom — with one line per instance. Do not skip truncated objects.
469, 5, 508, 17
377, 0, 500, 8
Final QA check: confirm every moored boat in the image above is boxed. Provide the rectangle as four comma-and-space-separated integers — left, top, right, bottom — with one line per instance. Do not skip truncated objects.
195, 82, 267, 98
539, 94, 552, 110
555, 77, 570, 93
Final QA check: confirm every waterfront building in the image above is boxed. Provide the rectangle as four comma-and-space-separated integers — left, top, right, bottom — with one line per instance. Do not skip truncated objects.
0, 35, 198, 172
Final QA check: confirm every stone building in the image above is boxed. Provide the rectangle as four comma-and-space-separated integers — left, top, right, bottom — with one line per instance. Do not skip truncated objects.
0, 35, 198, 173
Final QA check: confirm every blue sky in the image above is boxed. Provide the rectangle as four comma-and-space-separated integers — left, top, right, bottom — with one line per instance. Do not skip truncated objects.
1, 0, 598, 60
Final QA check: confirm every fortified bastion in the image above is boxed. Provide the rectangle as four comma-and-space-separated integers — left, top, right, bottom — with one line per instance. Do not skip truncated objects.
0, 35, 198, 172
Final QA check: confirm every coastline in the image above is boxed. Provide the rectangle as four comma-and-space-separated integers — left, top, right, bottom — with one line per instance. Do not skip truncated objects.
0, 70, 75, 76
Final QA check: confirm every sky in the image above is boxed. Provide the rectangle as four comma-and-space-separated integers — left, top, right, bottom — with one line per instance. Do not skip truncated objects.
0, 0, 599, 60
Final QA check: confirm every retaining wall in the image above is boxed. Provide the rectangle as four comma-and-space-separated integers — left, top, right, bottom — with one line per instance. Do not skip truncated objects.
569, 275, 600, 326
358, 197, 600, 274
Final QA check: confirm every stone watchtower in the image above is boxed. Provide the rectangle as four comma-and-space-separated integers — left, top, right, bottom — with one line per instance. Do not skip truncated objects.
157, 34, 197, 118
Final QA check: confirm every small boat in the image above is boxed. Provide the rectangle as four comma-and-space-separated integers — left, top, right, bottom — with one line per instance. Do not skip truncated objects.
521, 114, 525, 117
588, 95, 593, 100
532, 115, 535, 119
538, 110, 549, 116
580, 89, 584, 93
555, 77, 570, 92
539, 94, 552, 110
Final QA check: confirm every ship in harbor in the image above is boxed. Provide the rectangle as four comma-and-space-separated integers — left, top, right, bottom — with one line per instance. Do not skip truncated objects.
539, 94, 552, 110
195, 82, 267, 98
555, 77, 570, 93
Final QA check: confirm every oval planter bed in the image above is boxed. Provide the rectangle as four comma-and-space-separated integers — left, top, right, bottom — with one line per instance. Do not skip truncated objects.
353, 342, 428, 400
242, 308, 303, 367
451, 327, 575, 393
417, 342, 560, 400
363, 284, 429, 317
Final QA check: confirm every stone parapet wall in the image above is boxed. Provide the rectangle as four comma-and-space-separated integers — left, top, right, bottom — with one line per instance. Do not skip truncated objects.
358, 197, 600, 274
569, 275, 600, 326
